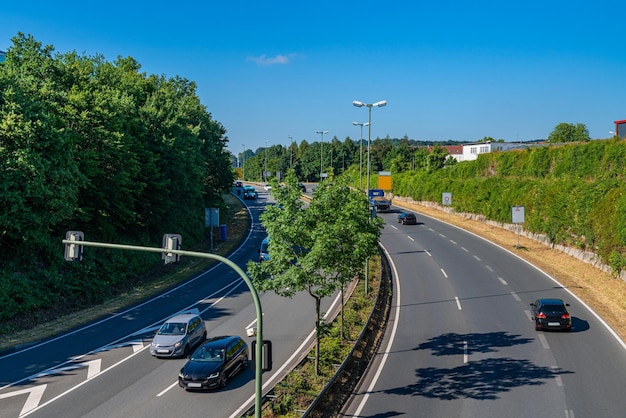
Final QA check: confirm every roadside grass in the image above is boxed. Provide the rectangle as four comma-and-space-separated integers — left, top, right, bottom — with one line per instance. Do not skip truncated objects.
0, 193, 250, 353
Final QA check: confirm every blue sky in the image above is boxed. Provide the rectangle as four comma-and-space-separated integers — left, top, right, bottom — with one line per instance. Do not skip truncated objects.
2, 1, 625, 155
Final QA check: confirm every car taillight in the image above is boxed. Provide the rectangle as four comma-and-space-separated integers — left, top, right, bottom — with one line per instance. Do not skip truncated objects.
561, 313, 570, 319
536, 313, 547, 319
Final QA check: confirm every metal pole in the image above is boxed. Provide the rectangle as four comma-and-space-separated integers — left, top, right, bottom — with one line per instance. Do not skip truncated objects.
242, 144, 245, 181
359, 124, 363, 189
62, 239, 265, 418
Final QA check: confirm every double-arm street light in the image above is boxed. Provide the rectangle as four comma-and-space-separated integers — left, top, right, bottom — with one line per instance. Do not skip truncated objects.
352, 121, 370, 189
352, 100, 387, 193
316, 130, 328, 181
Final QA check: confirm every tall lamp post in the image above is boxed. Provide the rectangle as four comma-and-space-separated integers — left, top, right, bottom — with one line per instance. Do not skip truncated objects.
353, 100, 387, 296
241, 144, 245, 180
316, 130, 328, 181
352, 100, 387, 193
264, 139, 269, 182
288, 135, 293, 168
352, 121, 370, 189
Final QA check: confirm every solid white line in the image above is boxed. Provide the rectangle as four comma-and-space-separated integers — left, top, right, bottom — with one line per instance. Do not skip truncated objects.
455, 297, 462, 310
156, 381, 179, 397
0, 385, 46, 416
352, 243, 401, 417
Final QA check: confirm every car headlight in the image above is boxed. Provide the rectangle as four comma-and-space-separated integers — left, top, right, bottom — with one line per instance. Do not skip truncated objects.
174, 341, 182, 349
208, 372, 220, 379
178, 370, 184, 378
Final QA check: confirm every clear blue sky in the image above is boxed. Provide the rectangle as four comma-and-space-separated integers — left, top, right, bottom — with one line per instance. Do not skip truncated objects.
2, 1, 625, 156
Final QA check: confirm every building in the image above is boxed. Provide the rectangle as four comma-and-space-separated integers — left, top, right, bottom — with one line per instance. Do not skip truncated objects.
460, 142, 535, 161
614, 120, 626, 139
0, 50, 5, 63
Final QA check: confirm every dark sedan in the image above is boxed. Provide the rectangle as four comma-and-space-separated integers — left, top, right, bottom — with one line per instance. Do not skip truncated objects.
179, 335, 248, 390
397, 212, 417, 225
530, 298, 572, 331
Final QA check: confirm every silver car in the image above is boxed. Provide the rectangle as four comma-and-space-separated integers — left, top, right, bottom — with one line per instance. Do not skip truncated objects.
150, 314, 207, 358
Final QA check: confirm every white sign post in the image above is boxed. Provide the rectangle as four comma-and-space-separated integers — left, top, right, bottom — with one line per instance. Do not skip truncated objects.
442, 192, 452, 219
511, 206, 525, 248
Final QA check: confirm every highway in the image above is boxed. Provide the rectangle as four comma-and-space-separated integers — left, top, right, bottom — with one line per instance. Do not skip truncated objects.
0, 186, 340, 418
341, 207, 626, 418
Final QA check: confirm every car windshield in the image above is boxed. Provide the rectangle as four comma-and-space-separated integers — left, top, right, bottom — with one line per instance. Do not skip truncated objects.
158, 322, 186, 335
191, 347, 225, 362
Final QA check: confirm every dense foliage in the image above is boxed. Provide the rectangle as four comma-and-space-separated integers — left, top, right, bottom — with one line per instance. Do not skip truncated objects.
0, 34, 234, 323
390, 139, 626, 274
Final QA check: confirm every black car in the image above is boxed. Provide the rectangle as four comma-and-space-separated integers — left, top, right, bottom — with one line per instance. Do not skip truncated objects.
397, 212, 417, 225
297, 182, 306, 193
530, 298, 572, 331
235, 181, 243, 188
179, 335, 248, 390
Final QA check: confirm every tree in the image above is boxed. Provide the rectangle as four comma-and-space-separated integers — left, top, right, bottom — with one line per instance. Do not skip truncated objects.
247, 170, 382, 374
548, 123, 590, 143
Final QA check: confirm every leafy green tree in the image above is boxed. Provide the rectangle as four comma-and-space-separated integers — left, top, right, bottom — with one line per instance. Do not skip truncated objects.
548, 122, 590, 143
247, 170, 382, 374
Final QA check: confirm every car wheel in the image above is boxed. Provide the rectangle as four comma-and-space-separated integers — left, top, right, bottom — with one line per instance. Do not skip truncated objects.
219, 374, 228, 389
202, 331, 207, 341
183, 344, 189, 357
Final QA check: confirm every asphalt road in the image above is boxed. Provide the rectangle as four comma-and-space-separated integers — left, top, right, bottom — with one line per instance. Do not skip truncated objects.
341, 207, 626, 418
0, 186, 340, 418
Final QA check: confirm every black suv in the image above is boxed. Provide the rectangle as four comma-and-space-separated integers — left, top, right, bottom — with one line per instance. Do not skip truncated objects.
179, 335, 248, 390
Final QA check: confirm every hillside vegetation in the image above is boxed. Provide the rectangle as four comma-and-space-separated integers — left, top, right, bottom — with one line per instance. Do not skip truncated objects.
390, 139, 626, 275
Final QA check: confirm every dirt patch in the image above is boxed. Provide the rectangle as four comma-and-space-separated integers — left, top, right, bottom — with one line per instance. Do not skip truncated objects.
396, 200, 626, 343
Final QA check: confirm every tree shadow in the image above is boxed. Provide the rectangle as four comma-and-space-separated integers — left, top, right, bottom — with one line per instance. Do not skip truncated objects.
414, 331, 533, 356
378, 332, 573, 400
384, 357, 572, 400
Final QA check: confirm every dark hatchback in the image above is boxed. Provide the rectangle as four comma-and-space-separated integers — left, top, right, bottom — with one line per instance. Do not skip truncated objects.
530, 298, 572, 331
178, 335, 248, 390
397, 212, 417, 225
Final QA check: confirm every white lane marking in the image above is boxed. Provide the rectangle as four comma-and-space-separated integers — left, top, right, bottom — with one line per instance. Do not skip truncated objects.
524, 309, 533, 322
425, 250, 432, 257
439, 233, 446, 238
0, 385, 46, 417
510, 292, 522, 302
450, 240, 457, 245
460, 247, 469, 252
408, 236, 415, 242
352, 243, 402, 417
485, 265, 493, 272
497, 276, 508, 285
87, 359, 102, 379
552, 366, 563, 386
565, 410, 575, 418
455, 297, 462, 310
390, 225, 398, 230
440, 269, 448, 278
21, 345, 150, 417
473, 255, 481, 261
132, 342, 144, 353
538, 333, 550, 349
157, 381, 179, 397
463, 341, 468, 364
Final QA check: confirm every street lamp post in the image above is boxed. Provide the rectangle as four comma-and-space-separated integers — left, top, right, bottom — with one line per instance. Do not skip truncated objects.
352, 100, 387, 193
241, 144, 245, 180
352, 121, 370, 189
316, 130, 328, 181
264, 140, 269, 182
353, 100, 387, 296
288, 135, 293, 168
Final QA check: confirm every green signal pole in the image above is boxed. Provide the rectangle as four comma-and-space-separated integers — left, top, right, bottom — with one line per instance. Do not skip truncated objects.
62, 237, 264, 418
